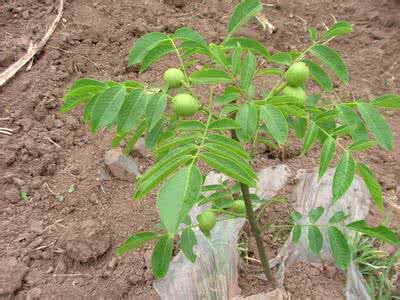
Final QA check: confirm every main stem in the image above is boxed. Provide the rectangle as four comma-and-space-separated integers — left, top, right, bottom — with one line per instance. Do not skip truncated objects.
231, 131, 277, 288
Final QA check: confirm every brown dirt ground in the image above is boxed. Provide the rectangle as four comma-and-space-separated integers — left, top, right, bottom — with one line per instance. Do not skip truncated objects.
1, 0, 399, 299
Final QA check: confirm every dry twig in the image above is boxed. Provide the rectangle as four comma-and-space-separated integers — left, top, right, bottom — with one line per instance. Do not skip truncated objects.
0, 0, 64, 87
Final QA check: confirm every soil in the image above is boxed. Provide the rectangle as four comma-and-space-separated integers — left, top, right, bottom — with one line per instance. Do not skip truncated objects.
1, 0, 399, 299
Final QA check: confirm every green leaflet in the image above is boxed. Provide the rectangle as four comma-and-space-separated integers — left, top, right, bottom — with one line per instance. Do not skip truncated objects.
209, 44, 230, 67
303, 59, 333, 92
146, 94, 167, 131
206, 134, 250, 159
319, 136, 336, 178
209, 118, 240, 130
152, 236, 173, 279
371, 94, 400, 109
337, 105, 369, 142
173, 27, 208, 49
309, 207, 325, 224
347, 221, 400, 245
176, 120, 206, 131
308, 225, 323, 254
328, 211, 348, 224
199, 152, 256, 187
228, 0, 262, 34
357, 163, 384, 213
83, 94, 100, 123
322, 21, 352, 40
181, 228, 198, 262
328, 226, 351, 270
128, 32, 169, 66
203, 142, 256, 179
140, 40, 175, 72
348, 140, 377, 152
231, 47, 242, 77
91, 85, 126, 133
260, 104, 288, 145
62, 79, 107, 113
332, 151, 355, 202
224, 37, 269, 58
117, 89, 147, 134
268, 52, 292, 66
302, 122, 318, 154
235, 103, 258, 143
357, 102, 394, 151
157, 165, 202, 235
292, 225, 302, 244
240, 51, 257, 92
189, 69, 232, 84
134, 155, 192, 200
310, 44, 349, 84
116, 232, 160, 256
145, 119, 164, 150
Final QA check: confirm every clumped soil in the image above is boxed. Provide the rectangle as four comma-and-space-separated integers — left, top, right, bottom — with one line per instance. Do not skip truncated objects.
1, 0, 399, 299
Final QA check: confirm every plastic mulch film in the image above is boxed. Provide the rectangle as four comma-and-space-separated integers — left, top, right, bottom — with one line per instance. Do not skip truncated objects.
155, 166, 372, 299
154, 165, 292, 300
270, 168, 372, 300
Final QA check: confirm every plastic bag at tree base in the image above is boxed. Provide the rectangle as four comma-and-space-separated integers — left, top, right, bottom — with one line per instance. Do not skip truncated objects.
155, 166, 372, 300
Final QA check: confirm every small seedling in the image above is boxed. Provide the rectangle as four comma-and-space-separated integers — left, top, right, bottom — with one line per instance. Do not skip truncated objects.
62, 0, 400, 284
20, 191, 29, 202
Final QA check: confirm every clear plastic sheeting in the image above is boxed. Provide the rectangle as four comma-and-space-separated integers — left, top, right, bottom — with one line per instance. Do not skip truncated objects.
155, 166, 372, 300
154, 165, 292, 300
270, 168, 372, 300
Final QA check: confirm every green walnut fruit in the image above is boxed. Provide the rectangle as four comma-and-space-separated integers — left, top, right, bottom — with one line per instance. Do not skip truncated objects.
286, 62, 310, 87
283, 86, 307, 104
171, 94, 200, 116
163, 68, 185, 88
232, 200, 246, 214
197, 210, 217, 234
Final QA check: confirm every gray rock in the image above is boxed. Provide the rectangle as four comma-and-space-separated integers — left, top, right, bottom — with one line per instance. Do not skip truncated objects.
132, 137, 149, 157
63, 219, 111, 263
0, 257, 28, 297
104, 148, 140, 182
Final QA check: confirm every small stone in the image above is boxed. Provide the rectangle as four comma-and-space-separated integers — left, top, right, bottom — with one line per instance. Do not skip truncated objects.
108, 257, 118, 270
0, 257, 28, 297
104, 148, 140, 182
132, 137, 149, 157
46, 266, 54, 274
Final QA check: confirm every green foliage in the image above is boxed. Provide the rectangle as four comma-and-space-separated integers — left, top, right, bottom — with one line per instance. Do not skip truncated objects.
62, 0, 399, 279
